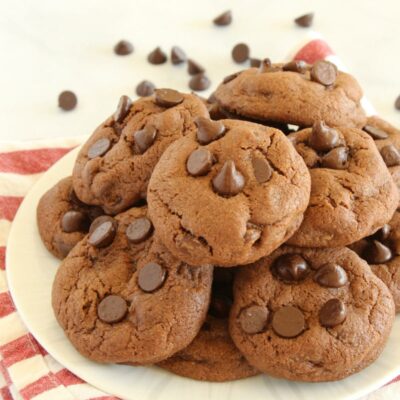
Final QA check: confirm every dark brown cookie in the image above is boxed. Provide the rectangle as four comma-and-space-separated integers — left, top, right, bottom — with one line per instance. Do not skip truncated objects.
72, 91, 208, 215
230, 246, 395, 382
147, 119, 311, 267
52, 207, 213, 364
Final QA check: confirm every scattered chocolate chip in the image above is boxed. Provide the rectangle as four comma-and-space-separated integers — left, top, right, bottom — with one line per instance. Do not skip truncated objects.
189, 73, 211, 91
271, 254, 310, 283
195, 117, 226, 144
363, 125, 389, 140
98, 295, 127, 323
171, 46, 187, 65
239, 305, 269, 334
272, 306, 306, 338
231, 43, 250, 63
133, 125, 157, 154
319, 299, 346, 328
380, 144, 400, 167
138, 262, 166, 292
250, 58, 261, 68
114, 95, 132, 123
223, 72, 240, 84
61, 210, 89, 233
87, 138, 112, 159
258, 58, 280, 73
147, 47, 167, 64
252, 156, 272, 183
113, 40, 134, 56
213, 10, 232, 26
309, 121, 340, 152
294, 12, 314, 28
364, 240, 393, 264
186, 148, 214, 176
395, 95, 400, 110
136, 80, 155, 97
283, 60, 307, 73
310, 60, 337, 86
89, 216, 115, 235
155, 88, 184, 107
209, 295, 232, 319
314, 263, 348, 288
321, 147, 349, 169
212, 161, 245, 197
126, 217, 153, 244
88, 217, 117, 248
187, 59, 205, 75
58, 90, 77, 111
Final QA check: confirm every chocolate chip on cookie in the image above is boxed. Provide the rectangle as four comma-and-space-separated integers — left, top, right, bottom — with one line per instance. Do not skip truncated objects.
98, 295, 128, 323
321, 147, 349, 169
126, 217, 153, 243
212, 160, 245, 196
363, 124, 389, 140
195, 117, 226, 144
133, 125, 158, 153
380, 144, 400, 167
314, 263, 348, 288
61, 210, 89, 233
186, 148, 214, 176
259, 58, 280, 73
252, 155, 272, 183
239, 305, 269, 334
319, 298, 347, 328
114, 95, 132, 123
223, 72, 241, 84
88, 217, 117, 247
138, 262, 167, 292
271, 254, 310, 283
282, 60, 307, 73
310, 60, 337, 86
308, 121, 340, 152
87, 138, 112, 159
272, 306, 306, 338
363, 240, 393, 264
154, 88, 184, 107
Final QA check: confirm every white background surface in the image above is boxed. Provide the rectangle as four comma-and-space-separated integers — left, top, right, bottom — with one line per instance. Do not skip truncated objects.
1, 0, 400, 142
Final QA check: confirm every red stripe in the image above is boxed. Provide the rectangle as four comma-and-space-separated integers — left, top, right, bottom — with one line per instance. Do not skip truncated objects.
54, 369, 84, 386
388, 374, 400, 384
0, 334, 40, 368
0, 196, 23, 221
293, 39, 334, 64
91, 397, 120, 400
0, 359, 12, 386
0, 148, 73, 175
0, 292, 15, 318
0, 247, 5, 270
0, 387, 13, 400
19, 374, 59, 400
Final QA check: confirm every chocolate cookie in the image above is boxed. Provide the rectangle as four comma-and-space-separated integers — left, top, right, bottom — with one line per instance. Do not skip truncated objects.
229, 246, 395, 382
37, 177, 103, 259
159, 268, 259, 381
147, 118, 311, 267
72, 90, 208, 215
212, 61, 366, 128
52, 207, 213, 364
286, 122, 398, 247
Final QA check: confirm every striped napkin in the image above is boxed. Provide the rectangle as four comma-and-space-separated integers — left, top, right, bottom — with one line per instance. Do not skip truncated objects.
0, 39, 399, 400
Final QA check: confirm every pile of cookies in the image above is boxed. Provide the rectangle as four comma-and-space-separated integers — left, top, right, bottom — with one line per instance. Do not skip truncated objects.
38, 59, 400, 382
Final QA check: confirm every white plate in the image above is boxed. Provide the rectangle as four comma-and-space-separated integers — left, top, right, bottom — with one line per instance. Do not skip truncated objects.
6, 147, 400, 400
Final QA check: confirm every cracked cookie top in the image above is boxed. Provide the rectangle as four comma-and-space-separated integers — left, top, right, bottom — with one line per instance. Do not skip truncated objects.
72, 90, 208, 215
212, 61, 366, 128
286, 123, 399, 247
52, 206, 213, 364
229, 246, 395, 382
147, 118, 311, 267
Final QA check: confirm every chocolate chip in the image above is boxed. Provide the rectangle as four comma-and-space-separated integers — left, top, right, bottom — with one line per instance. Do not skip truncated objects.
271, 254, 310, 283
89, 215, 115, 234
213, 10, 232, 26
231, 43, 250, 63
186, 148, 214, 176
136, 80, 155, 97
395, 95, 400, 110
147, 47, 167, 64
126, 217, 153, 244
272, 306, 306, 338
207, 103, 226, 120
171, 46, 187, 65
61, 210, 89, 233
309, 121, 340, 152
283, 60, 307, 73
321, 147, 349, 169
87, 138, 112, 159
209, 295, 232, 319
310, 60, 337, 86
239, 305, 269, 334
155, 88, 184, 107
88, 217, 117, 248
138, 262, 166, 292
252, 156, 272, 183
363, 240, 393, 264
258, 58, 280, 73
58, 91, 77, 111
98, 295, 127, 323
212, 161, 245, 197
223, 72, 240, 84
114, 95, 132, 123
294, 13, 314, 27
195, 117, 226, 144
380, 144, 400, 167
189, 73, 211, 91
244, 222, 262, 244
69, 189, 85, 207
187, 59, 205, 76
374, 224, 391, 242
133, 125, 157, 154
314, 263, 348, 288
363, 125, 389, 140
113, 40, 134, 56
250, 58, 261, 68
319, 299, 346, 328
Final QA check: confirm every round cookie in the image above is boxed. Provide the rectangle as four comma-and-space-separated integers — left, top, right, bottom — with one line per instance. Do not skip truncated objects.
159, 268, 259, 381
73, 90, 208, 215
37, 177, 103, 259
52, 207, 213, 364
229, 246, 395, 382
147, 118, 311, 267
213, 61, 366, 128
286, 122, 399, 247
